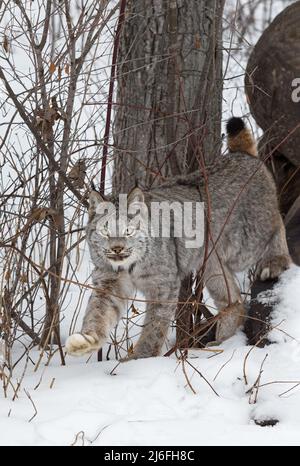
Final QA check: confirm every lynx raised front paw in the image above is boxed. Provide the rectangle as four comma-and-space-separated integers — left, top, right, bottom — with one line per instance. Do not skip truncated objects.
257, 255, 291, 281
65, 333, 102, 357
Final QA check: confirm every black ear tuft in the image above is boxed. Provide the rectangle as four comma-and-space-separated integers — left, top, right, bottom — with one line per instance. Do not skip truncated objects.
226, 117, 245, 137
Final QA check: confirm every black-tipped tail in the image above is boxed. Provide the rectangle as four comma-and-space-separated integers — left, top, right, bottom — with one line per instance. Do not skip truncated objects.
226, 117, 245, 137
226, 117, 257, 157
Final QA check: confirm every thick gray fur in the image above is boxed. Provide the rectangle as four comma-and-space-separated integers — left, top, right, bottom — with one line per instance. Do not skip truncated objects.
65, 152, 291, 359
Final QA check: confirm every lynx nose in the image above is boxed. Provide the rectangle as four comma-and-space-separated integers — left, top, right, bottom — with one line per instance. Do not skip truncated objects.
111, 245, 124, 255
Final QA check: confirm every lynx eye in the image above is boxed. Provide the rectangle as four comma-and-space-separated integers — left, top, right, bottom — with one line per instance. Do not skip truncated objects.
124, 225, 136, 237
98, 223, 110, 237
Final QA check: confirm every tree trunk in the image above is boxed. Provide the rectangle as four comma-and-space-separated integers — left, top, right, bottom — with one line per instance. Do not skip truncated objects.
113, 0, 224, 192
112, 0, 224, 350
245, 0, 300, 168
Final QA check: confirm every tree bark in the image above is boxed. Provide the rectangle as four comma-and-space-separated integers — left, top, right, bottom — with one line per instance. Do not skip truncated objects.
113, 0, 224, 349
113, 0, 224, 192
245, 0, 300, 168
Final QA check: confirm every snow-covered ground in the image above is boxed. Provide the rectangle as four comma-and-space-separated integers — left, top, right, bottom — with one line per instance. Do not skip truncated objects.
1, 265, 300, 446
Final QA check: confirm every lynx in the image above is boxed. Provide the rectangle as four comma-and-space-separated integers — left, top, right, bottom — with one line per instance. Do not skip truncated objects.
66, 118, 291, 359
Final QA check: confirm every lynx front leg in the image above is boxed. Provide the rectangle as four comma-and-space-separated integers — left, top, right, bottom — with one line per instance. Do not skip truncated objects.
256, 216, 291, 281
66, 270, 131, 357
124, 285, 179, 360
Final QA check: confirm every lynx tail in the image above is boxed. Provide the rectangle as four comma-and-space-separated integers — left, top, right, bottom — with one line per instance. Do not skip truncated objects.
226, 117, 257, 157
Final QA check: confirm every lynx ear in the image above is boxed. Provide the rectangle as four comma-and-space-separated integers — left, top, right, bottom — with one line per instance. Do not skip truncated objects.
88, 191, 105, 219
127, 187, 145, 205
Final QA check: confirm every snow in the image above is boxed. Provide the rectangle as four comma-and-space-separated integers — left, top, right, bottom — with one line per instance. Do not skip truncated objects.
1, 266, 300, 446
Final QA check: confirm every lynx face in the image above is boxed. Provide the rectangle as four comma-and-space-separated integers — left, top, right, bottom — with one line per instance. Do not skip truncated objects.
86, 188, 149, 270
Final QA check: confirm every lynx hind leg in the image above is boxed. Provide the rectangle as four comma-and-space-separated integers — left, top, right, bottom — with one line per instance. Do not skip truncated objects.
258, 255, 291, 281
204, 257, 245, 344
65, 332, 103, 357
256, 217, 292, 281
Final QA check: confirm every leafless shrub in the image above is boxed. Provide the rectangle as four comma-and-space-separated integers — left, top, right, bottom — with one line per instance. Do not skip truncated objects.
0, 0, 120, 393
